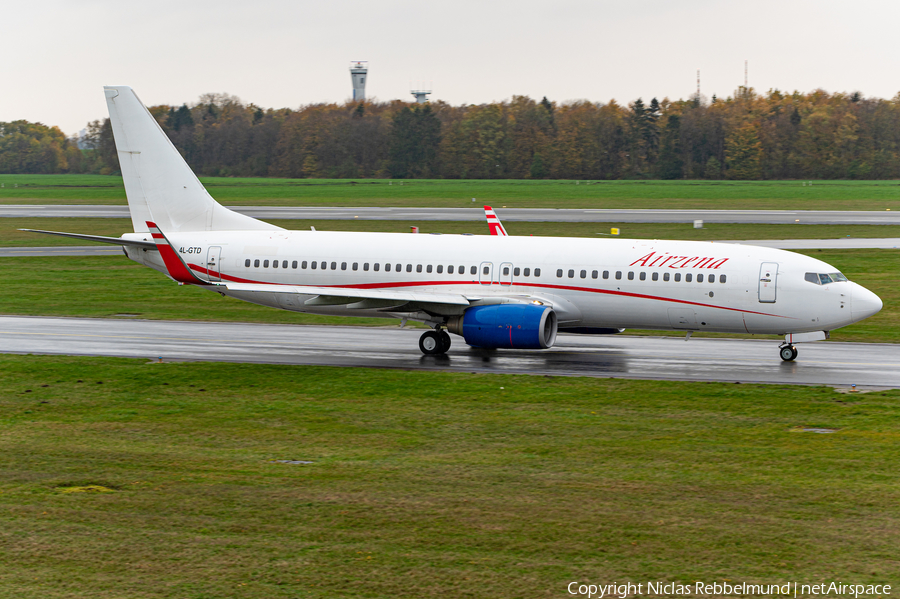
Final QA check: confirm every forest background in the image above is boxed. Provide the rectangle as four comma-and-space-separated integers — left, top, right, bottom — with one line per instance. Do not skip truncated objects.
2, 88, 899, 181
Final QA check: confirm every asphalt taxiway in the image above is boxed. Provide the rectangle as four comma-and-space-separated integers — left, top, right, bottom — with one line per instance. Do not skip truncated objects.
4, 238, 898, 258
1, 316, 896, 387
3, 205, 900, 224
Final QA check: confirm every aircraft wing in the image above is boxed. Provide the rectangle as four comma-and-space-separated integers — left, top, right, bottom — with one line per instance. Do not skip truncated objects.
220, 282, 471, 309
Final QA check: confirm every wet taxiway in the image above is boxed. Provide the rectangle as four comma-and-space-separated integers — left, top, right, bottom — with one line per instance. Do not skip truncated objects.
1, 316, 897, 387
3, 205, 900, 224
4, 238, 899, 258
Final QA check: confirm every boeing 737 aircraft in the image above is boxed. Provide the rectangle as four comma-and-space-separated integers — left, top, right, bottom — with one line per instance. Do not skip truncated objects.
25, 86, 883, 361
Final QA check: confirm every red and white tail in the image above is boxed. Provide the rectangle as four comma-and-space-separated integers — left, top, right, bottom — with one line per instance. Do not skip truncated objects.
484, 206, 508, 236
146, 221, 207, 285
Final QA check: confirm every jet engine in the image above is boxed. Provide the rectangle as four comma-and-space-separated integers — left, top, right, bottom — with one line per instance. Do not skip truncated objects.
446, 304, 557, 349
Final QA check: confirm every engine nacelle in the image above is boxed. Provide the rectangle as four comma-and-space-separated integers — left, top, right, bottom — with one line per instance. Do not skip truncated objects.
446, 304, 557, 349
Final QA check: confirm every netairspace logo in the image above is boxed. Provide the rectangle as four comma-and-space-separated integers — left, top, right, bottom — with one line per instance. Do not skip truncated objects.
567, 581, 892, 598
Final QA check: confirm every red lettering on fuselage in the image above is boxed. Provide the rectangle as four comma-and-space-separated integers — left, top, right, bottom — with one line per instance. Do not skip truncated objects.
630, 252, 729, 269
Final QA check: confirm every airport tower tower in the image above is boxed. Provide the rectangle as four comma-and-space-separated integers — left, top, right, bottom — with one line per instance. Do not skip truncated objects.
410, 87, 432, 103
350, 61, 368, 101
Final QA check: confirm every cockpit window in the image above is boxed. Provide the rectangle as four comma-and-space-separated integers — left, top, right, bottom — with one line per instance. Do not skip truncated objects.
805, 272, 848, 285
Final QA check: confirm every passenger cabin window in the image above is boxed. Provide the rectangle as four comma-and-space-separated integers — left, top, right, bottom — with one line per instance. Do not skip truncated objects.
353, 262, 358, 271
282, 261, 288, 269
374, 263, 380, 272
685, 273, 692, 282
652, 272, 658, 281
302, 261, 308, 269
254, 259, 260, 267
245, 259, 251, 267
603, 271, 609, 279
720, 275, 726, 283
437, 265, 443, 274
450, 265, 456, 274
341, 262, 347, 270
592, 270, 598, 279
363, 263, 369, 271
627, 271, 634, 280
320, 261, 326, 269
697, 274, 703, 283
482, 266, 489, 275
331, 262, 336, 270
458, 265, 464, 274
386, 263, 392, 272
417, 265, 423, 273
639, 272, 646, 281
568, 269, 575, 278
674, 273, 681, 282
292, 261, 298, 269
615, 271, 622, 280
663, 272, 669, 281
580, 270, 587, 279
557, 269, 563, 278
471, 266, 477, 275
407, 264, 412, 272
513, 267, 519, 276
502, 266, 509, 275
264, 260, 269, 268
524, 268, 531, 277
395, 263, 401, 271
534, 268, 541, 277
273, 260, 278, 268
427, 265, 433, 273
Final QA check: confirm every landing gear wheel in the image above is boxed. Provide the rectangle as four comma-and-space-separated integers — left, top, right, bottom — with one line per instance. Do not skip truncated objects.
419, 330, 444, 355
438, 330, 451, 353
780, 344, 798, 362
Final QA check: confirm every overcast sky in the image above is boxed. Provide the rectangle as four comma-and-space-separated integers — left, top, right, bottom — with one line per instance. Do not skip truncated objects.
3, 0, 899, 136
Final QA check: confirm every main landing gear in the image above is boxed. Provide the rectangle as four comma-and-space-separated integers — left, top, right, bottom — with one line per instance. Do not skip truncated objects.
419, 328, 452, 355
779, 344, 798, 362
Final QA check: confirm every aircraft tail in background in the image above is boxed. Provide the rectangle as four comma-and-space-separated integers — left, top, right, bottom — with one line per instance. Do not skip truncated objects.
484, 205, 508, 236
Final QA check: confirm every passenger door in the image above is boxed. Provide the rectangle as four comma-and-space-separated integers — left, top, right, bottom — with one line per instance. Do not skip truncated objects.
479, 262, 493, 286
758, 262, 778, 303
205, 246, 222, 282
499, 262, 513, 287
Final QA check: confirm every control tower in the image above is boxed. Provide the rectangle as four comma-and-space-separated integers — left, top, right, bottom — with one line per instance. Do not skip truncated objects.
350, 61, 368, 101
410, 88, 432, 103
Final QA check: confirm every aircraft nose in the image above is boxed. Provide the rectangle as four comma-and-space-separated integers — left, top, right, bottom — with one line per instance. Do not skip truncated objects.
851, 284, 883, 322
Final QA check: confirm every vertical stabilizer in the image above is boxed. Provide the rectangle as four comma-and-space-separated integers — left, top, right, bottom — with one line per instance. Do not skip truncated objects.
103, 86, 280, 234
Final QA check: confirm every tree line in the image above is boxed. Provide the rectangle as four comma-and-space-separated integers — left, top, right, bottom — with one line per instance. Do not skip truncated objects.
3, 88, 900, 179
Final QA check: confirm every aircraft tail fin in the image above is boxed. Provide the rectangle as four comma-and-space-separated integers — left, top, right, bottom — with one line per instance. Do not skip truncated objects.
484, 205, 508, 236
104, 86, 280, 235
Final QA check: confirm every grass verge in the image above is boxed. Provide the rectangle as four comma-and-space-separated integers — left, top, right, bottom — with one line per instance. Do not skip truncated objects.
4, 217, 900, 247
2, 175, 900, 210
0, 355, 898, 598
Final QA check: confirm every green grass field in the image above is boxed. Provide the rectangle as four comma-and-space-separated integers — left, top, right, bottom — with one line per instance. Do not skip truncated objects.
4, 217, 900, 247
1, 355, 897, 598
0, 247, 897, 342
2, 174, 899, 210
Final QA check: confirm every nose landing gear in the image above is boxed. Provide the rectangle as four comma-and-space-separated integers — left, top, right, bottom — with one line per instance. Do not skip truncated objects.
419, 328, 452, 355
779, 344, 798, 362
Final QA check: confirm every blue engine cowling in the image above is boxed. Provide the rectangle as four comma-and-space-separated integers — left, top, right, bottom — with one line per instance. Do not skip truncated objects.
446, 304, 558, 349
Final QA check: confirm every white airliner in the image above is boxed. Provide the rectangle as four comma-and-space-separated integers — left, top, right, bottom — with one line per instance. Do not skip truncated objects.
25, 87, 883, 361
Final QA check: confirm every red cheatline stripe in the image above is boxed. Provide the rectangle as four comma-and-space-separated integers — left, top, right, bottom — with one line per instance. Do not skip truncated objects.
187, 263, 791, 319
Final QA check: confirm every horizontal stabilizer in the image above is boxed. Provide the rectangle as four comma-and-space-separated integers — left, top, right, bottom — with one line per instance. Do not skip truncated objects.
19, 229, 156, 249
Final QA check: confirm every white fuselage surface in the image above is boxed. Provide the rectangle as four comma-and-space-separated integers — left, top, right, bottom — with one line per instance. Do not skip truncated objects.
124, 229, 879, 336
